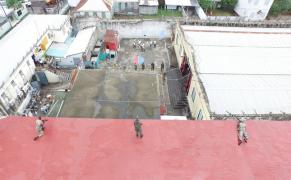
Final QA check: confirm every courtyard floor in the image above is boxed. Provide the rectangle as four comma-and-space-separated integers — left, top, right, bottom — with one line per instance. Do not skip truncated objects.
60, 70, 161, 119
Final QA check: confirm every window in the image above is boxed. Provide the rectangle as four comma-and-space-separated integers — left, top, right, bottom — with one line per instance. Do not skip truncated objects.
11, 80, 16, 87
102, 12, 106, 18
1, 93, 10, 102
191, 89, 196, 102
19, 70, 26, 82
19, 70, 24, 77
197, 110, 203, 120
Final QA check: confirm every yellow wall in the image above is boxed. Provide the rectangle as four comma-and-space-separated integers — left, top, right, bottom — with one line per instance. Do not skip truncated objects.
173, 24, 211, 120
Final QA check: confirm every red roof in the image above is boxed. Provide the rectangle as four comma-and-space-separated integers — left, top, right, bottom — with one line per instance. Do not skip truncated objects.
1, 116, 291, 180
104, 30, 119, 43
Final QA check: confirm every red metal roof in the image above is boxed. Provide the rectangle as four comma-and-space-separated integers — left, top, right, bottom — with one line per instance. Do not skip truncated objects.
1, 116, 291, 180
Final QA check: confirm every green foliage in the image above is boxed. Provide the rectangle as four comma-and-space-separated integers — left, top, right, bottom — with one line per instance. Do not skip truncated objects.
198, 0, 214, 13
5, 0, 22, 9
270, 0, 291, 16
221, 0, 238, 9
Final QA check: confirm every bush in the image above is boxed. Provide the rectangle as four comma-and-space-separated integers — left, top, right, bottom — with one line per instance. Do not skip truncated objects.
6, 0, 22, 9
270, 0, 291, 16
221, 0, 238, 9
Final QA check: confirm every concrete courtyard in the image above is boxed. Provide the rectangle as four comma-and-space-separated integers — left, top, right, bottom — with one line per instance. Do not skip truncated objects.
98, 38, 170, 69
60, 70, 160, 119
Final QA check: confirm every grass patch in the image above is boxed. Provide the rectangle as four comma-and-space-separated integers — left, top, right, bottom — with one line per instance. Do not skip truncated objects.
210, 9, 234, 16
113, 9, 182, 19
142, 9, 182, 18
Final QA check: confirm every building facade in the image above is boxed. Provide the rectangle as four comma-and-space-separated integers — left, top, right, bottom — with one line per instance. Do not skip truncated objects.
235, 0, 274, 20
0, 15, 71, 115
174, 24, 291, 120
113, 0, 139, 15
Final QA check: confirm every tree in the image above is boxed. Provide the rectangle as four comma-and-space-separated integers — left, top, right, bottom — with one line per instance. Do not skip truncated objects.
5, 0, 22, 9
270, 0, 291, 16
221, 0, 238, 10
198, 0, 214, 14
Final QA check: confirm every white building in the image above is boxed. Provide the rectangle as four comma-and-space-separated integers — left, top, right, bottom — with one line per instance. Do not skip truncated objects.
165, 0, 198, 10
139, 0, 158, 15
235, 0, 274, 20
57, 27, 96, 68
0, 15, 71, 115
174, 25, 291, 120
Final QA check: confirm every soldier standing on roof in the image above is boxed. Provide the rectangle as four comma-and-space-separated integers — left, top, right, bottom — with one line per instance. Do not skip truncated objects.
33, 116, 48, 141
134, 115, 143, 138
238, 118, 248, 145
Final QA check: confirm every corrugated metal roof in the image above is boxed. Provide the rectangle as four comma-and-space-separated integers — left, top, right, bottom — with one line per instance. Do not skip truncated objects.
182, 25, 291, 115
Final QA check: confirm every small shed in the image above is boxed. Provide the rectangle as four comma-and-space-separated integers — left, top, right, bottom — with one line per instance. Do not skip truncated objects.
103, 30, 119, 51
139, 0, 158, 15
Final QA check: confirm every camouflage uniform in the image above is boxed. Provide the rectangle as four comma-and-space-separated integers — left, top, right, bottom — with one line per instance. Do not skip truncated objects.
238, 119, 248, 145
134, 117, 143, 138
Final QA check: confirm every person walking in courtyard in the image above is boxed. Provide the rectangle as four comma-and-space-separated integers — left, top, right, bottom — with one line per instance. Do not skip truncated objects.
238, 118, 248, 145
141, 63, 145, 70
33, 116, 48, 141
134, 115, 143, 138
162, 71, 166, 85
151, 62, 155, 71
161, 62, 164, 72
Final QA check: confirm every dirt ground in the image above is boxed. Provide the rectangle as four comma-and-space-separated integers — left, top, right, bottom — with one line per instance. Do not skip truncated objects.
60, 70, 160, 119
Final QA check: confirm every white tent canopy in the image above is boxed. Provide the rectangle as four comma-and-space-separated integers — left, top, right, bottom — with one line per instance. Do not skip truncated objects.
182, 25, 291, 115
65, 27, 96, 58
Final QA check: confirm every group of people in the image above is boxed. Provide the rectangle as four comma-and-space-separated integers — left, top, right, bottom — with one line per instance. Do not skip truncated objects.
33, 116, 144, 141
133, 39, 157, 52
33, 115, 248, 145
134, 62, 164, 72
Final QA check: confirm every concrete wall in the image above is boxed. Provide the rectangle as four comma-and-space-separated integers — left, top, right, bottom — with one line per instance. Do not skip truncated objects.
139, 6, 158, 15
74, 11, 112, 19
235, 0, 274, 20
52, 19, 72, 42
98, 20, 172, 39
166, 5, 178, 10
173, 24, 211, 120
195, 6, 207, 20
